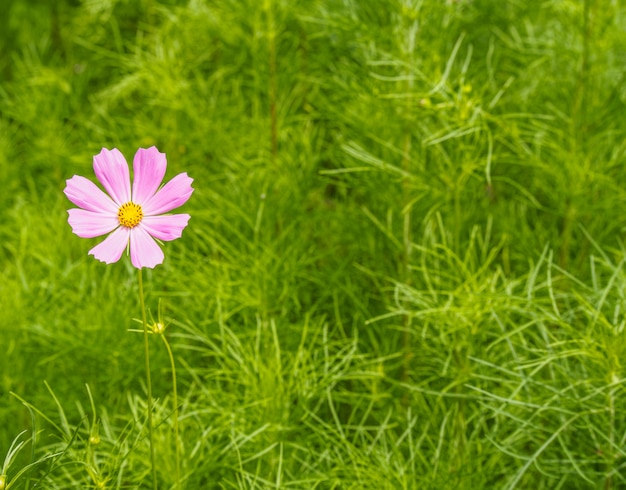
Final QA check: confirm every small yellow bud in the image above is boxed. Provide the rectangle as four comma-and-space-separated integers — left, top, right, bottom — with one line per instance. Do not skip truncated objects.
0, 475, 6, 490
419, 98, 432, 108
152, 322, 165, 334
89, 434, 101, 446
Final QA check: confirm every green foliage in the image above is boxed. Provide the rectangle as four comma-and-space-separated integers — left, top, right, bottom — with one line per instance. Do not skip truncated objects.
1, 0, 626, 488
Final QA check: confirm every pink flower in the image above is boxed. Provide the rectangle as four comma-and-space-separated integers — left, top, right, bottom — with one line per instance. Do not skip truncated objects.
64, 147, 193, 269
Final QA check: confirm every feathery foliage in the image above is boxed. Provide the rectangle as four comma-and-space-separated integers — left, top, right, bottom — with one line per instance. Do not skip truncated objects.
2, 0, 626, 488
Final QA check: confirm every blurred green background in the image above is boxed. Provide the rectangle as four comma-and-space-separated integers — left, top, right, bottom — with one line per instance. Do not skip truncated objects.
2, 0, 626, 488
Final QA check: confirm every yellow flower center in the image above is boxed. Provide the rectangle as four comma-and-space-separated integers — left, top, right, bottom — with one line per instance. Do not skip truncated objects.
117, 202, 143, 228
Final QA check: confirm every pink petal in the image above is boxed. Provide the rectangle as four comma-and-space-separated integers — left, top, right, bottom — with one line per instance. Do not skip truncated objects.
132, 147, 167, 205
93, 148, 131, 205
142, 173, 194, 216
130, 226, 164, 269
64, 176, 118, 214
89, 227, 130, 264
140, 214, 190, 241
68, 209, 119, 238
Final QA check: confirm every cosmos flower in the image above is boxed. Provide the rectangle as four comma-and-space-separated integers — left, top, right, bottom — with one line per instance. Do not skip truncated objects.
64, 146, 193, 268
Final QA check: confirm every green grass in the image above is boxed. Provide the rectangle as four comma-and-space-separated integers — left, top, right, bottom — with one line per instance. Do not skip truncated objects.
2, 0, 626, 488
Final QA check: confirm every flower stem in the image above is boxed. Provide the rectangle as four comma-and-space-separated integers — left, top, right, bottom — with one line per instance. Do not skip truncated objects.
160, 334, 181, 489
138, 269, 157, 490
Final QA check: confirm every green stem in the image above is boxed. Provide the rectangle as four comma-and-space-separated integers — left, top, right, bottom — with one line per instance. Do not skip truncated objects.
138, 269, 157, 490
267, 0, 277, 161
400, 15, 416, 394
160, 334, 181, 490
